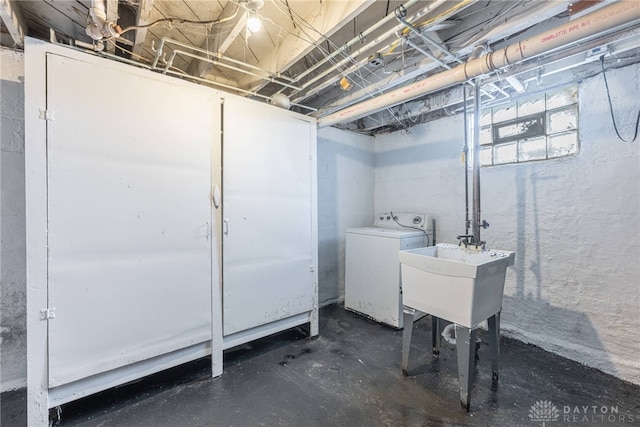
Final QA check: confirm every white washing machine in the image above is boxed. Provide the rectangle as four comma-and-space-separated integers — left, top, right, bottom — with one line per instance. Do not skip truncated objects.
345, 212, 434, 328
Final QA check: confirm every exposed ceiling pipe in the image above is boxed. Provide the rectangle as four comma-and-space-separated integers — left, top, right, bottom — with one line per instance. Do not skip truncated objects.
318, 0, 640, 128
291, 0, 424, 84
338, 24, 640, 133
312, 2, 565, 117
395, 9, 460, 64
402, 37, 503, 100
343, 86, 466, 132
152, 37, 300, 92
396, 17, 512, 100
291, 48, 390, 102
164, 49, 303, 91
278, 0, 458, 100
86, 0, 120, 40
285, 0, 477, 101
154, 37, 298, 82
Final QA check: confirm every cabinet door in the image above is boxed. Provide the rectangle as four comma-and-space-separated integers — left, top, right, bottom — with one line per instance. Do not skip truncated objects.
222, 96, 314, 336
46, 54, 215, 387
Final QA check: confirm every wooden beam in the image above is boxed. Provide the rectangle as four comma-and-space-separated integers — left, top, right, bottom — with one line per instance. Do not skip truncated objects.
187, 1, 242, 78
133, 0, 154, 56
192, 14, 248, 78
0, 0, 27, 47
106, 0, 118, 53
218, 13, 247, 56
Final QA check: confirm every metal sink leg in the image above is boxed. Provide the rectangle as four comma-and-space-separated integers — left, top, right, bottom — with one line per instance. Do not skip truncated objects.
401, 307, 416, 376
456, 326, 478, 412
488, 311, 501, 382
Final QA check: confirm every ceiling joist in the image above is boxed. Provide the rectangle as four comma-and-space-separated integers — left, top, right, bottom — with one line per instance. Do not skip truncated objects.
105, 0, 118, 53
0, 0, 26, 47
133, 0, 154, 56
189, 1, 247, 79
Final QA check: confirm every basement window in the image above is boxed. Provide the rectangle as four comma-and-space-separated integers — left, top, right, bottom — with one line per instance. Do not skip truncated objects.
479, 86, 578, 166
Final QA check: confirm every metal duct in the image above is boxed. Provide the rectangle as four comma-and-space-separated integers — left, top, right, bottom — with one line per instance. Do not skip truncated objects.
318, 1, 640, 128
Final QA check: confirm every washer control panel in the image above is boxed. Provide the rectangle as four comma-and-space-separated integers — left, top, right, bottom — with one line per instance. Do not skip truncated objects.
375, 212, 433, 232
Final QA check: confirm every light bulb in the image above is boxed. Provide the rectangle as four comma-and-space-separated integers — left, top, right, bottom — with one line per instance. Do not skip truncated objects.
247, 13, 261, 33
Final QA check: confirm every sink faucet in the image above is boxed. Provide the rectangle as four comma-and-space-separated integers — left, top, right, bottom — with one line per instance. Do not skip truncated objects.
457, 234, 474, 245
457, 234, 486, 250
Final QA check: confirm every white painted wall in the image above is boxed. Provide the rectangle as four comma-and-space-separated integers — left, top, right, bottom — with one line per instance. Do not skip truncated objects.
0, 48, 26, 392
0, 49, 373, 393
2, 45, 637, 392
375, 63, 640, 384
317, 127, 375, 305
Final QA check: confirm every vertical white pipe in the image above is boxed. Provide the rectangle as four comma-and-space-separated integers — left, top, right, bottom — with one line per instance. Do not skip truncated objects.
472, 81, 482, 244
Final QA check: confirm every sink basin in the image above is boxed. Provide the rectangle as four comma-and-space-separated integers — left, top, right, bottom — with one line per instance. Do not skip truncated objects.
400, 243, 515, 328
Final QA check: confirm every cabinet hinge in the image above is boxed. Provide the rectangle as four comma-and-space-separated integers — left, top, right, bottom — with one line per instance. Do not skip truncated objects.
39, 109, 55, 121
40, 308, 56, 320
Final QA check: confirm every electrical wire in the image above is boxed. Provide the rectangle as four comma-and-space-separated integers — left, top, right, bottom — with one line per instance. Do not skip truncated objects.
456, 0, 524, 48
600, 55, 640, 143
111, 5, 240, 39
271, 0, 411, 130
107, 39, 150, 63
389, 211, 430, 246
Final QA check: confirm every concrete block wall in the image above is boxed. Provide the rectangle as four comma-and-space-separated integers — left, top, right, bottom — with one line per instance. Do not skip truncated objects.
374, 62, 640, 384
0, 48, 26, 392
317, 127, 375, 305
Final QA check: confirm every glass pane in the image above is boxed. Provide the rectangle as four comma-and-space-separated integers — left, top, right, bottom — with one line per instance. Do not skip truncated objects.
518, 136, 547, 161
494, 142, 517, 164
480, 109, 492, 126
518, 95, 545, 116
480, 126, 493, 145
546, 86, 577, 109
547, 105, 578, 134
480, 146, 493, 166
548, 131, 578, 158
494, 114, 545, 142
493, 102, 517, 122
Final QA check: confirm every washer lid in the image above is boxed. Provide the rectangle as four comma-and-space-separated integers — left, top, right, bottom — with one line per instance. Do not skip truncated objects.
346, 227, 426, 239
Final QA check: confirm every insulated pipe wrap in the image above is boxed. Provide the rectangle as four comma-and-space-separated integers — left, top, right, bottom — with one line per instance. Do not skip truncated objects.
317, 0, 640, 128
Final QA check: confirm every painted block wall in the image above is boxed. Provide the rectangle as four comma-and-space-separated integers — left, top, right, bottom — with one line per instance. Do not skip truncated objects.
0, 48, 26, 392
317, 127, 375, 305
375, 63, 640, 384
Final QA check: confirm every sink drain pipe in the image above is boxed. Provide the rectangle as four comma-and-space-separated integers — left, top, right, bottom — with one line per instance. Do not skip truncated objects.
442, 324, 457, 345
317, 1, 640, 128
442, 323, 482, 346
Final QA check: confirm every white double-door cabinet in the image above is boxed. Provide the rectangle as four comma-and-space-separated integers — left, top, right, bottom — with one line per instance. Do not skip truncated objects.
25, 39, 317, 424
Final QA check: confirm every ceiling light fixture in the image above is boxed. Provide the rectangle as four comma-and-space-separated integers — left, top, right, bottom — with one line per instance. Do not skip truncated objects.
247, 12, 262, 33
243, 0, 264, 34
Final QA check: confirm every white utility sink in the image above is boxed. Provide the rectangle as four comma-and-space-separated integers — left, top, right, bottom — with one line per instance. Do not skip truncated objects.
400, 243, 515, 328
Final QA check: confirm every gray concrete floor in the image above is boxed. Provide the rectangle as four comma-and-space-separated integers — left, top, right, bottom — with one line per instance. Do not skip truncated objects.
3, 304, 640, 426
